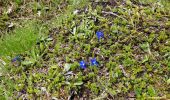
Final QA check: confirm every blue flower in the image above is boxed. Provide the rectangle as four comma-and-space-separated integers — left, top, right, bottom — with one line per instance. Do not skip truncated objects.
11, 56, 21, 66
90, 58, 99, 66
11, 56, 21, 62
96, 31, 104, 40
79, 60, 87, 69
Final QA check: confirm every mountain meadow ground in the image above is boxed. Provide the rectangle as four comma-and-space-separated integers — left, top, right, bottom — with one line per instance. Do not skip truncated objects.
0, 0, 170, 99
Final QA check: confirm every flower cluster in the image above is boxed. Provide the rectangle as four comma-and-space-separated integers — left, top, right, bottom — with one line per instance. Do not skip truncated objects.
79, 31, 103, 69
79, 58, 99, 69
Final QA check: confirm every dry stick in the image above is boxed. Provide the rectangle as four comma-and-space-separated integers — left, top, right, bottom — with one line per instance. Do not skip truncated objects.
147, 95, 168, 100
101, 11, 128, 22
93, 92, 108, 100
119, 65, 129, 77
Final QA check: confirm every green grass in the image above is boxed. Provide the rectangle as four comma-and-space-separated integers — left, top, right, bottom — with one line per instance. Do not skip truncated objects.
0, 21, 40, 56
0, 75, 15, 99
0, 0, 170, 99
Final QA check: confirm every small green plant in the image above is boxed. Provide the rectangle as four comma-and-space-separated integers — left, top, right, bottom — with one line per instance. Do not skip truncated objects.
0, 62, 15, 100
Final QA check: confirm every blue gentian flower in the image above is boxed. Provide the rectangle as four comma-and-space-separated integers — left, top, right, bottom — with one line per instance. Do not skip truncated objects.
11, 56, 21, 66
90, 58, 99, 66
11, 56, 21, 62
79, 60, 87, 69
96, 31, 104, 40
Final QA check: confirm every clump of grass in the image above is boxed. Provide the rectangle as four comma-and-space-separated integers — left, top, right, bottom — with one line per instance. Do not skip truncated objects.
0, 20, 41, 99
0, 20, 40, 56
161, 0, 170, 10
0, 75, 15, 100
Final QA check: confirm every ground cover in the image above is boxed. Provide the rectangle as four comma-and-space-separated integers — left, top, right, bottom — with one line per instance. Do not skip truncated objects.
0, 0, 170, 99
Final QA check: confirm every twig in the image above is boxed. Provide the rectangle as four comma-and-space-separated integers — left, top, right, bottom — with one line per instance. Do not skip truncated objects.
93, 92, 108, 100
101, 11, 128, 22
119, 65, 129, 77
